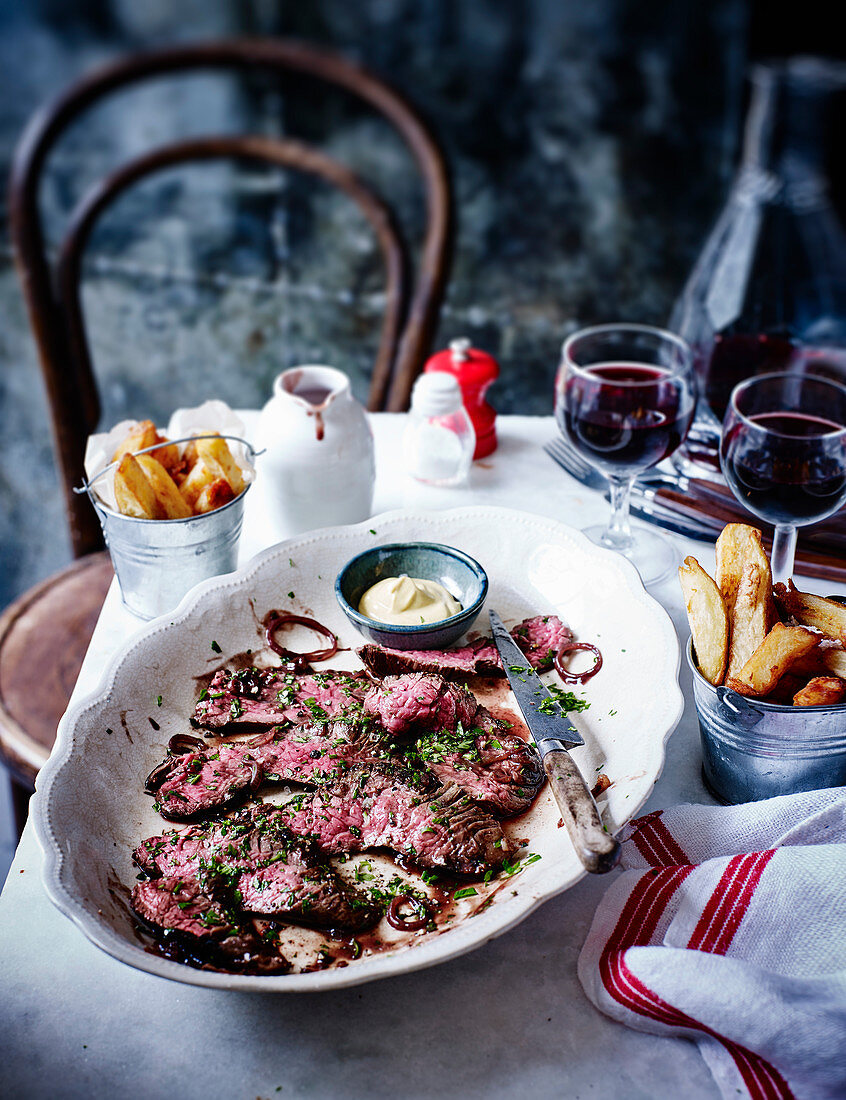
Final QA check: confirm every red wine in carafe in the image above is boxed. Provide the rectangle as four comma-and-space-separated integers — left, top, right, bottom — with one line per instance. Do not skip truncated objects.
701, 335, 846, 421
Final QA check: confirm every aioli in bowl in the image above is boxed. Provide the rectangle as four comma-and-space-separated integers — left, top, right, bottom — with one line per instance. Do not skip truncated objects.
358, 576, 462, 625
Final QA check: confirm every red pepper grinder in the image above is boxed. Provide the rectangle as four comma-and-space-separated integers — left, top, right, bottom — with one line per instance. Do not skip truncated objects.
423, 338, 499, 459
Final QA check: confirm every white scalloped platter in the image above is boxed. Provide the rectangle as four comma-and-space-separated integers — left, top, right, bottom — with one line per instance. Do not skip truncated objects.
33, 506, 682, 991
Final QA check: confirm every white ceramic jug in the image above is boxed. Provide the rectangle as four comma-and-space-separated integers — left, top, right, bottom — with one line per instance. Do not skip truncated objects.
255, 366, 375, 538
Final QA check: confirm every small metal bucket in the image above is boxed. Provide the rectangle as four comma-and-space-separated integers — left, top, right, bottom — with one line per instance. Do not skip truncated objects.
687, 640, 846, 803
81, 436, 255, 620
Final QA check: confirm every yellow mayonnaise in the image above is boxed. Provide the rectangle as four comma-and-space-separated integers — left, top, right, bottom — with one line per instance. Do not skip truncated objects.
358, 575, 461, 625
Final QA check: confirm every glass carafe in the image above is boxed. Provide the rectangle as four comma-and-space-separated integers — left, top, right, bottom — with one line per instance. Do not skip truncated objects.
671, 57, 846, 472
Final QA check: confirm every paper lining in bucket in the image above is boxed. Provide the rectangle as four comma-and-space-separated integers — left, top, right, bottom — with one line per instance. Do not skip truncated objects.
83, 399, 256, 512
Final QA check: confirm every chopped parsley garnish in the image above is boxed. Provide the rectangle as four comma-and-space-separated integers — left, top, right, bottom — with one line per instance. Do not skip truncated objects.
413, 721, 480, 765
453, 887, 478, 900
210, 640, 222, 653
537, 685, 590, 715
288, 591, 295, 599
500, 852, 542, 877
155, 695, 163, 707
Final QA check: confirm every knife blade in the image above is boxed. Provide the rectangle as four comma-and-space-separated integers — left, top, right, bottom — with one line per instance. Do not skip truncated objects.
489, 610, 620, 874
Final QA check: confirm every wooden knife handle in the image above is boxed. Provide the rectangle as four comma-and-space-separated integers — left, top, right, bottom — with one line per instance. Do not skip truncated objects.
543, 750, 620, 874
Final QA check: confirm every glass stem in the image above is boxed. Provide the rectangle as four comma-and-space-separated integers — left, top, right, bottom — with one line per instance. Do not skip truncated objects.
770, 524, 797, 584
601, 475, 635, 553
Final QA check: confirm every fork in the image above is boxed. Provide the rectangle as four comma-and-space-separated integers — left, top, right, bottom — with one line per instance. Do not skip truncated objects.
543, 434, 719, 541
544, 434, 846, 579
544, 435, 693, 495
542, 435, 605, 490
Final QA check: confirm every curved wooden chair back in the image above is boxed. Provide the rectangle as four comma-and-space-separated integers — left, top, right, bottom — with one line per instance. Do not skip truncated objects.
8, 38, 453, 559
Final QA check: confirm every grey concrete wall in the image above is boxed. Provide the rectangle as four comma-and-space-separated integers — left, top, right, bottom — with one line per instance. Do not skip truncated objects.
0, 0, 747, 607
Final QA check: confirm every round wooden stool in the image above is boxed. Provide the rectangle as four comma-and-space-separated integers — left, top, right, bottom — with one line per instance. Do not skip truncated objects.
0, 552, 114, 833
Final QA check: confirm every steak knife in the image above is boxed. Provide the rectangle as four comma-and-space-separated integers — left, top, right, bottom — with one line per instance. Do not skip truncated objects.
489, 610, 620, 874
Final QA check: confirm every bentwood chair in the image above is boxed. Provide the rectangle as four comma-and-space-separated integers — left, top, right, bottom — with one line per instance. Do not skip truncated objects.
0, 38, 453, 832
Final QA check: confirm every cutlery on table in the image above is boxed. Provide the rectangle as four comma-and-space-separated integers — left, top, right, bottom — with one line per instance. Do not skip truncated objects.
489, 610, 620, 874
544, 436, 846, 585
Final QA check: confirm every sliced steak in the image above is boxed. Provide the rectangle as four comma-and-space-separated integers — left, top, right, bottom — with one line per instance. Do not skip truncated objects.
277, 762, 513, 874
357, 615, 572, 679
511, 615, 573, 669
135, 810, 380, 931
146, 720, 387, 821
411, 708, 544, 817
192, 668, 370, 731
131, 876, 290, 974
358, 635, 501, 680
158, 722, 387, 819
363, 673, 478, 736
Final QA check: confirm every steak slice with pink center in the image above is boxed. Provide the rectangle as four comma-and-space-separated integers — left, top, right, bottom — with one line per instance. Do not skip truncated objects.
361, 673, 544, 818
277, 762, 513, 874
362, 673, 478, 735
147, 720, 388, 821
192, 668, 370, 731
357, 615, 572, 679
411, 708, 544, 818
130, 876, 290, 974
134, 810, 380, 930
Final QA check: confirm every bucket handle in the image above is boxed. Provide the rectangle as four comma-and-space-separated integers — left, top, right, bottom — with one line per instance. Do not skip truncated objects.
715, 684, 766, 726
74, 434, 264, 498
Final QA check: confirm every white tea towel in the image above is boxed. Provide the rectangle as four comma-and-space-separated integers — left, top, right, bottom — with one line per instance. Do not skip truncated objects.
578, 787, 846, 1100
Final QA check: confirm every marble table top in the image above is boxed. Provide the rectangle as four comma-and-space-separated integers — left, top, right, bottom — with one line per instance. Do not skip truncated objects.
6, 413, 833, 1100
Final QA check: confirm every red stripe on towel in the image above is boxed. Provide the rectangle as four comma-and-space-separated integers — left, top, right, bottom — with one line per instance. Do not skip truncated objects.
599, 863, 793, 1100
689, 850, 776, 956
628, 810, 689, 867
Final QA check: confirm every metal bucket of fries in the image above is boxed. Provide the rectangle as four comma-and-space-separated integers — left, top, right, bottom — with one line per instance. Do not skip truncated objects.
680, 522, 846, 802
91, 488, 248, 620
82, 420, 256, 620
688, 641, 846, 804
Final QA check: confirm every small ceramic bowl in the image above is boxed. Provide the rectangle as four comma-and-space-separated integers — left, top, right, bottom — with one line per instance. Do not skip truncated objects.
335, 542, 488, 649
687, 639, 846, 804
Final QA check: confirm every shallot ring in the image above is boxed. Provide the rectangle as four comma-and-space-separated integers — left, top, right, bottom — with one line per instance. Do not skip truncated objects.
144, 759, 173, 792
168, 733, 206, 755
386, 894, 433, 932
554, 641, 603, 684
265, 611, 338, 668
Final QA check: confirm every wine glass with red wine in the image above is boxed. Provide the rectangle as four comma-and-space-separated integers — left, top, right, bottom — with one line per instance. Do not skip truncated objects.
720, 372, 846, 581
555, 324, 695, 586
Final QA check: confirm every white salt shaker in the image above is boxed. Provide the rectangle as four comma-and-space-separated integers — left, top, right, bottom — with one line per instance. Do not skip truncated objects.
403, 373, 475, 486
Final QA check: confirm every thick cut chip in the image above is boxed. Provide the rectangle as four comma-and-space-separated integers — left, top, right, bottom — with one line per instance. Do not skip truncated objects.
773, 582, 846, 647
818, 648, 846, 678
764, 671, 809, 705
715, 524, 776, 630
194, 477, 235, 514
793, 676, 846, 707
192, 435, 246, 496
726, 623, 819, 697
111, 420, 158, 464
135, 454, 192, 519
114, 453, 159, 519
679, 556, 729, 685
790, 646, 846, 680
726, 562, 773, 681
178, 460, 218, 509
112, 419, 180, 473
